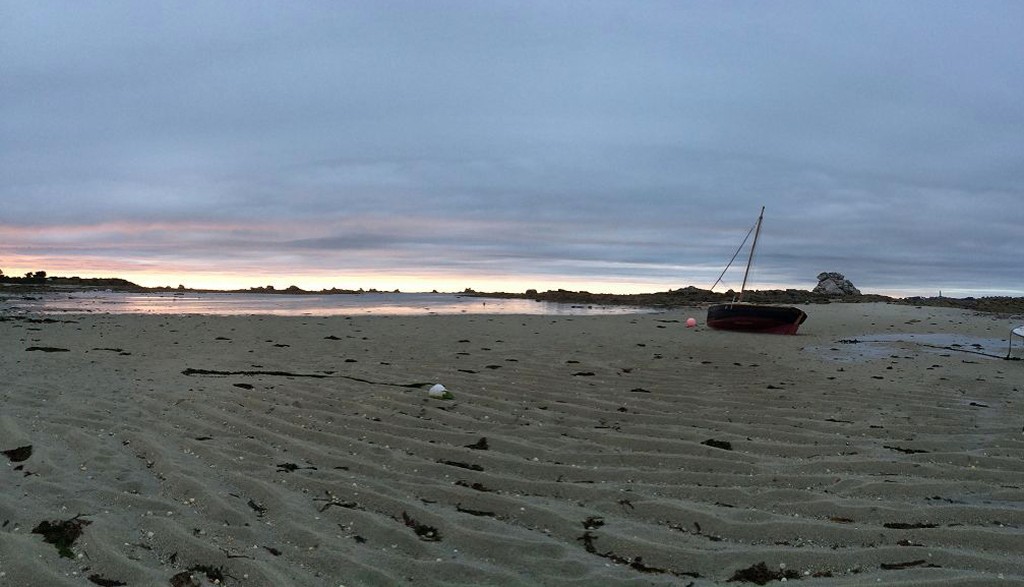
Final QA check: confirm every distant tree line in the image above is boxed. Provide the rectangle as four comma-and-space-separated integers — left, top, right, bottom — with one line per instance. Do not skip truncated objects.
0, 269, 49, 284
0, 269, 142, 289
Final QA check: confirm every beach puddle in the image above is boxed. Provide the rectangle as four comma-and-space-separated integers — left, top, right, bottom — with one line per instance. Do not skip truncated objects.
808, 333, 1011, 363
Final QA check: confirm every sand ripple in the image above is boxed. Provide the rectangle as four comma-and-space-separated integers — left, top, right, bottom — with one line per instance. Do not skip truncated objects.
2, 307, 1023, 585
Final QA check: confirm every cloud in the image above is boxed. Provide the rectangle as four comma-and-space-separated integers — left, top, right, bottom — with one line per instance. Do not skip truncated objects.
2, 2, 1023, 294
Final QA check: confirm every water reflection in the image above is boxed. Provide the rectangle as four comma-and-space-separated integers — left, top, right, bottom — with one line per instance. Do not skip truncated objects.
808, 332, 1011, 362
2, 291, 656, 317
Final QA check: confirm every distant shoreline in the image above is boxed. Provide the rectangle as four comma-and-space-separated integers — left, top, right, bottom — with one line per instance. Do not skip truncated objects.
2, 275, 1024, 316
466, 288, 1024, 316
0, 276, 371, 296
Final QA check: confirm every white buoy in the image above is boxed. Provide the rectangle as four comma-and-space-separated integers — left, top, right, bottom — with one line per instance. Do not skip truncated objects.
428, 384, 452, 399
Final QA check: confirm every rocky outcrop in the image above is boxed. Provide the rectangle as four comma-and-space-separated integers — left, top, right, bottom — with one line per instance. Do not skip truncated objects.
814, 272, 861, 296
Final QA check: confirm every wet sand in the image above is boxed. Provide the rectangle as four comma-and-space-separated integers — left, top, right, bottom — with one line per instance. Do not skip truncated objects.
1, 303, 1022, 585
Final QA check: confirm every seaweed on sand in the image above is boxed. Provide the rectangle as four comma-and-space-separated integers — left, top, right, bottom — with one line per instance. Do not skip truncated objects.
2, 445, 32, 462
701, 438, 733, 451
87, 575, 127, 586
169, 565, 232, 587
31, 515, 91, 558
464, 437, 489, 450
577, 530, 700, 579
402, 511, 441, 541
727, 561, 800, 584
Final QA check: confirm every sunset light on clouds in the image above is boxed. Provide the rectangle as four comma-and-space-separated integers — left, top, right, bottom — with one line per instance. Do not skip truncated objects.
3, 2, 1023, 296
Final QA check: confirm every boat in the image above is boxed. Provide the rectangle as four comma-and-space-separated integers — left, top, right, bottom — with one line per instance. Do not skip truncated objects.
706, 206, 808, 335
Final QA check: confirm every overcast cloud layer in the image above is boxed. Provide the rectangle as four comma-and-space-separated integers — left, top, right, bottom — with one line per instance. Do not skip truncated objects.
3, 1, 1022, 295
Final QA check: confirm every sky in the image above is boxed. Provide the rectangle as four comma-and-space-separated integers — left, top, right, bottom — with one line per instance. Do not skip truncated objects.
2, 1, 1022, 296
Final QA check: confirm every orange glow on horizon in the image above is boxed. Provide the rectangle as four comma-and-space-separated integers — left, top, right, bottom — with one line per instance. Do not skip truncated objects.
3, 259, 1012, 298
111, 270, 689, 295
1, 257, 694, 295
8, 245, 1014, 298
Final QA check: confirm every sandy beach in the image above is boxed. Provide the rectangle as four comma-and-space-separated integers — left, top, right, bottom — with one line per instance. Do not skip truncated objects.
2, 302, 1022, 586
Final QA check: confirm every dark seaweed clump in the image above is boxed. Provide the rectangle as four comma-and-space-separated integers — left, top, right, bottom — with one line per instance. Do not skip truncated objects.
2, 445, 32, 462
31, 516, 91, 558
727, 561, 800, 584
402, 511, 441, 541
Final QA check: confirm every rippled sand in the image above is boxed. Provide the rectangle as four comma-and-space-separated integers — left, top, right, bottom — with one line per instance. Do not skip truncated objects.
2, 303, 1022, 585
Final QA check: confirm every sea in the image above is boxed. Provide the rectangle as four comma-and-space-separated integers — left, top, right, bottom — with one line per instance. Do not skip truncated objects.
0, 290, 656, 317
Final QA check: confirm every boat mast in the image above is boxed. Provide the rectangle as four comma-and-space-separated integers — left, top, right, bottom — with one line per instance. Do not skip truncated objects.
738, 206, 765, 302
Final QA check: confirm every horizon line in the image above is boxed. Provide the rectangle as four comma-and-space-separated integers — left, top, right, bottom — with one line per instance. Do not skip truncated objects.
2, 271, 1022, 300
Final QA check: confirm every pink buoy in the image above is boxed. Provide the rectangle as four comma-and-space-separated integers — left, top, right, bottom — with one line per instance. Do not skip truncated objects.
685, 317, 697, 328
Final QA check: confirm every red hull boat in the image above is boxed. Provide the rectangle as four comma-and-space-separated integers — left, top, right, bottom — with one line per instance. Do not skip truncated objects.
706, 302, 807, 335
705, 206, 808, 335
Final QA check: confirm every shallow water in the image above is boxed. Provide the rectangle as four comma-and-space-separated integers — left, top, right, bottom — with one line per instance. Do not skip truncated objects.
0, 290, 657, 317
808, 332, 1013, 362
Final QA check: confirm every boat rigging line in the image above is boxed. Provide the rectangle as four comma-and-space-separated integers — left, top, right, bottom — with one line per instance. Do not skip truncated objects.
709, 214, 759, 293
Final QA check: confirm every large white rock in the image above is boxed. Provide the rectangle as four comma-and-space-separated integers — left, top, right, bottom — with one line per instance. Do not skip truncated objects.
814, 272, 861, 296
